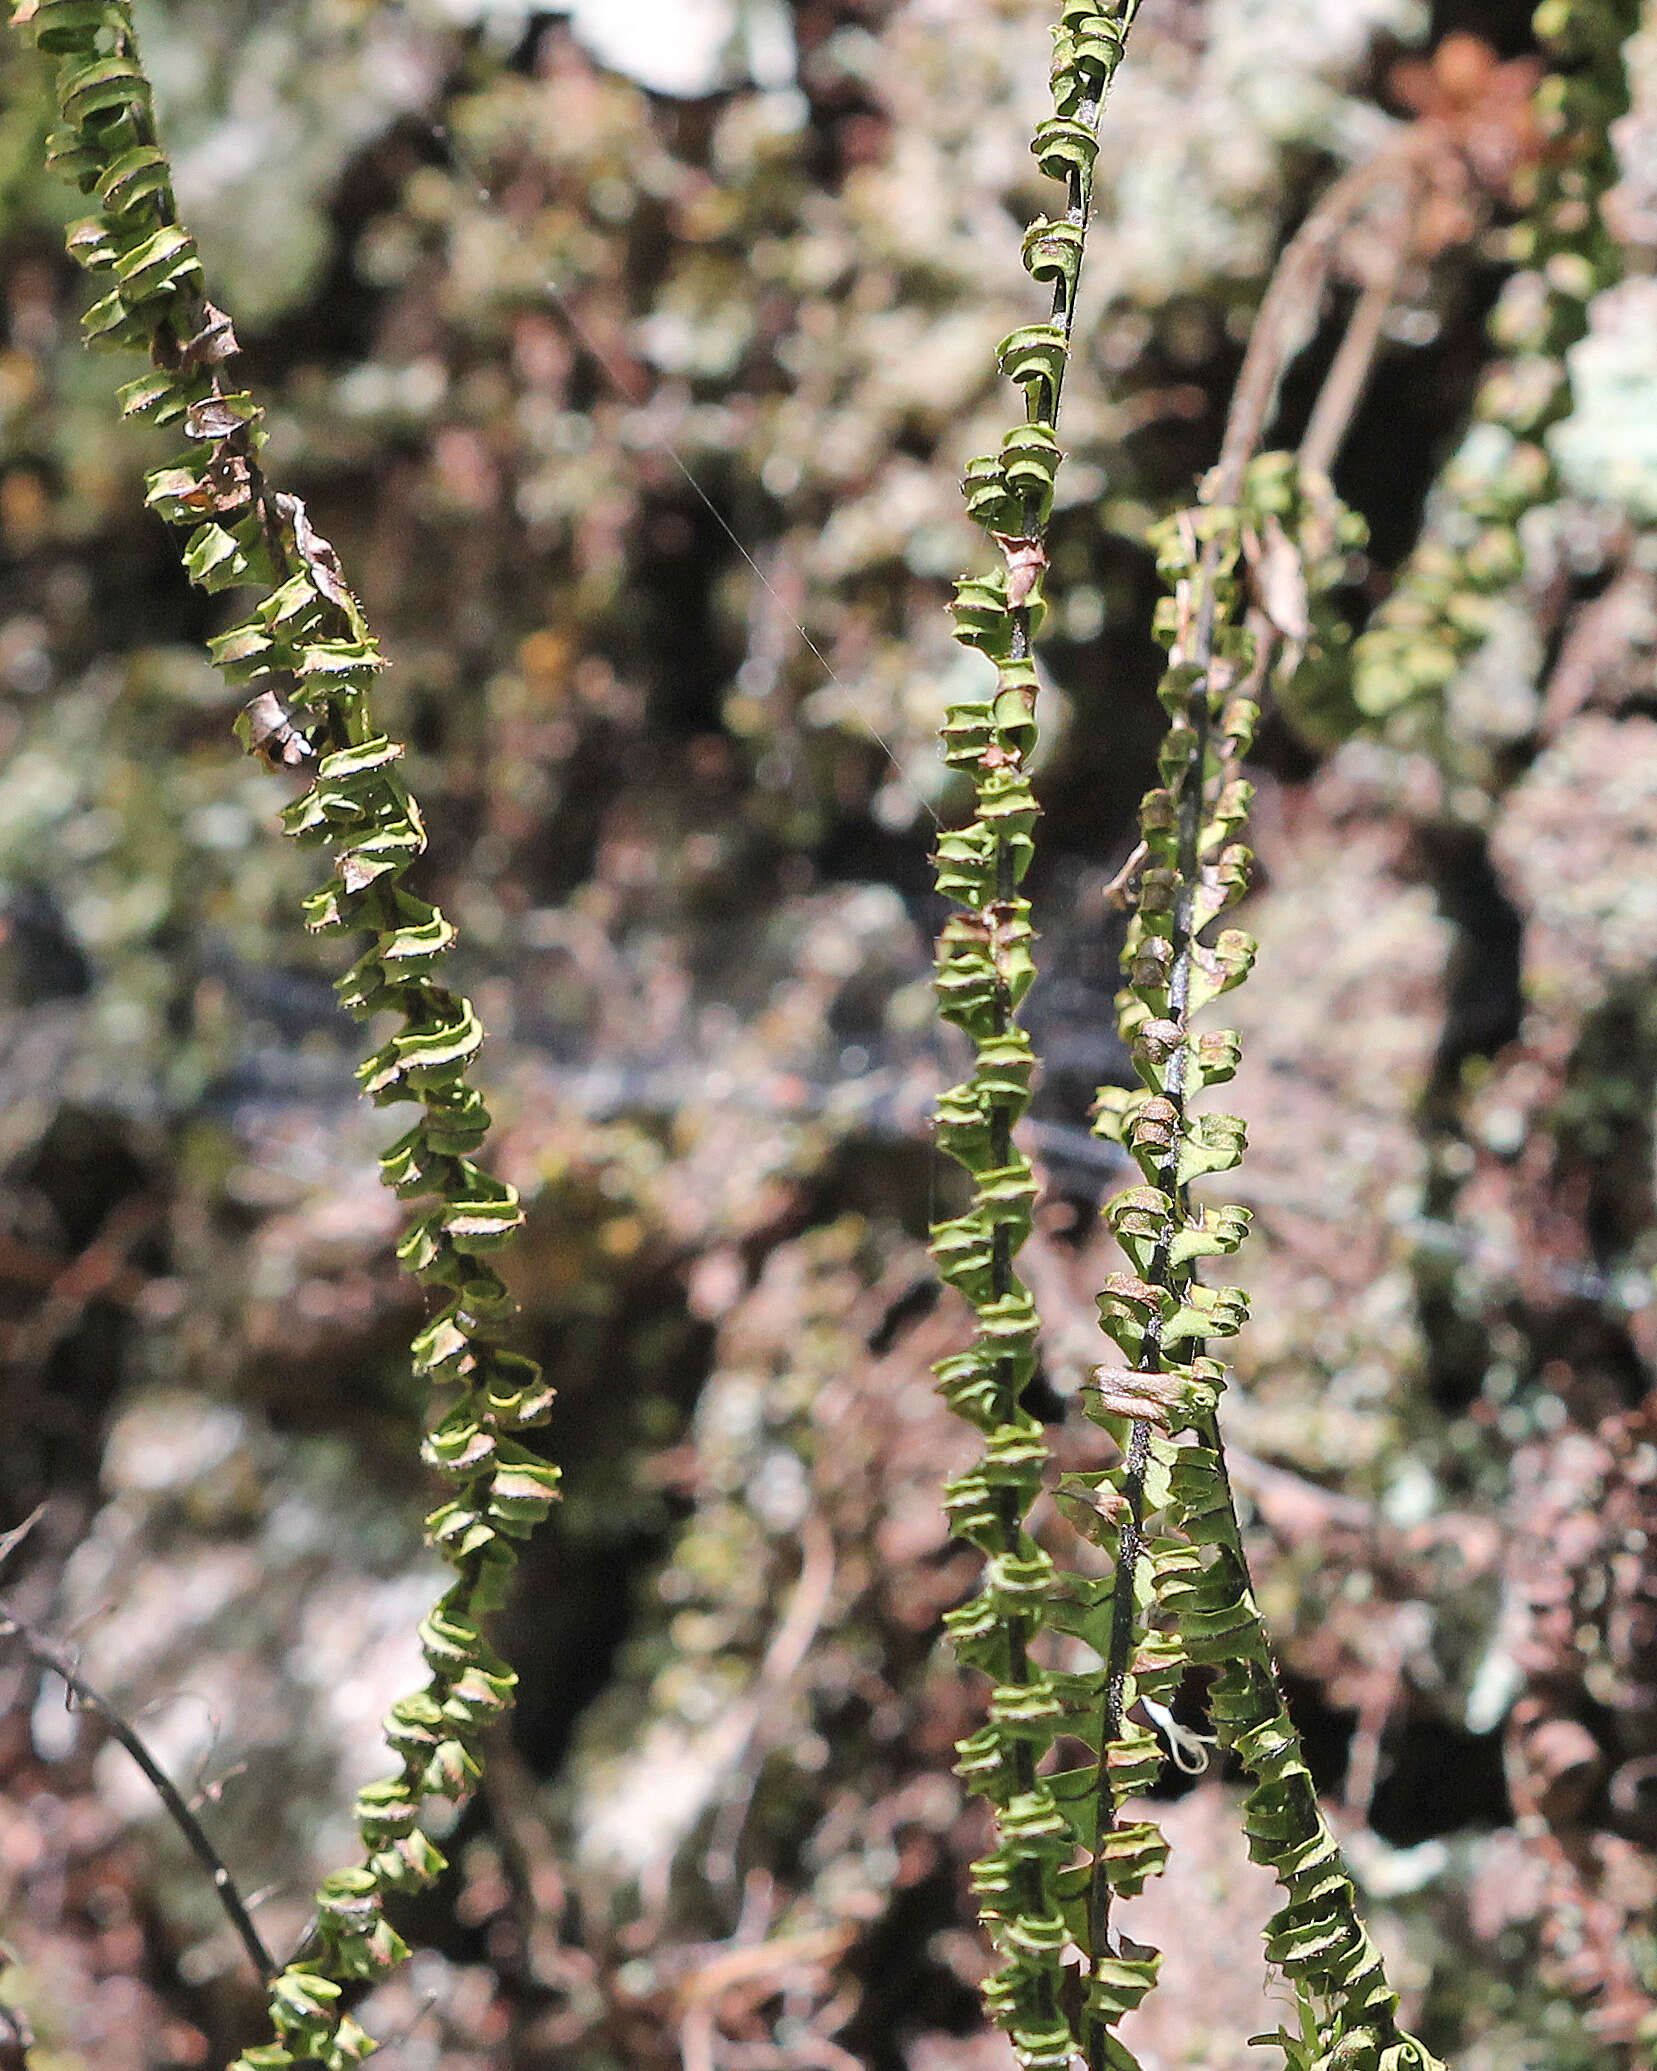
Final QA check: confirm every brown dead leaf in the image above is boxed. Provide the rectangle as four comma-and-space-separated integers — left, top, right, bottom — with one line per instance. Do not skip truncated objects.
991, 532, 1048, 609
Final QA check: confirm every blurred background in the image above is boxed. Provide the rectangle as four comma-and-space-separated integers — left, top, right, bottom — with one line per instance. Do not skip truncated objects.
1, 0, 1656, 2065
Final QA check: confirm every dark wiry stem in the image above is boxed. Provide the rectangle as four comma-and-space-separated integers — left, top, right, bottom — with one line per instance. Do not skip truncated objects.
0, 1600, 278, 1985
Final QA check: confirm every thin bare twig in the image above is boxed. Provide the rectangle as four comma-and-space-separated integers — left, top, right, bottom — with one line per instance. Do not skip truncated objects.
0, 1193, 159, 1379
0, 1509, 44, 1578
1538, 557, 1651, 739
705, 1508, 838, 1893
0, 1600, 277, 1985
1298, 167, 1423, 480
1215, 142, 1424, 505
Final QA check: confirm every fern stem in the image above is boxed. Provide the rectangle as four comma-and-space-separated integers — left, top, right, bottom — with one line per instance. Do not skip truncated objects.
1085, 131, 1468, 2057
9, 5, 559, 2065
1351, 0, 1639, 731
931, 6, 1140, 2065
1094, 449, 1444, 2064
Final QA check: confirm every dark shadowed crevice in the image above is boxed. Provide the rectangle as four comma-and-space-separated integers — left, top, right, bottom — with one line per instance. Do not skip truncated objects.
1414, 820, 1526, 1086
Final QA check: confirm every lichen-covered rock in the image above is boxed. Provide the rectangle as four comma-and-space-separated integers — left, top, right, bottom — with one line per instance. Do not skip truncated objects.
1222, 749, 1449, 1482
1553, 281, 1657, 525
1493, 715, 1657, 1014
54, 1388, 439, 1974
558, 1217, 986, 2064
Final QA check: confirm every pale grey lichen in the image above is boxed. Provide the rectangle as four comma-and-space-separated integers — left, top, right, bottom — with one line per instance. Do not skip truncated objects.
1552, 279, 1657, 525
